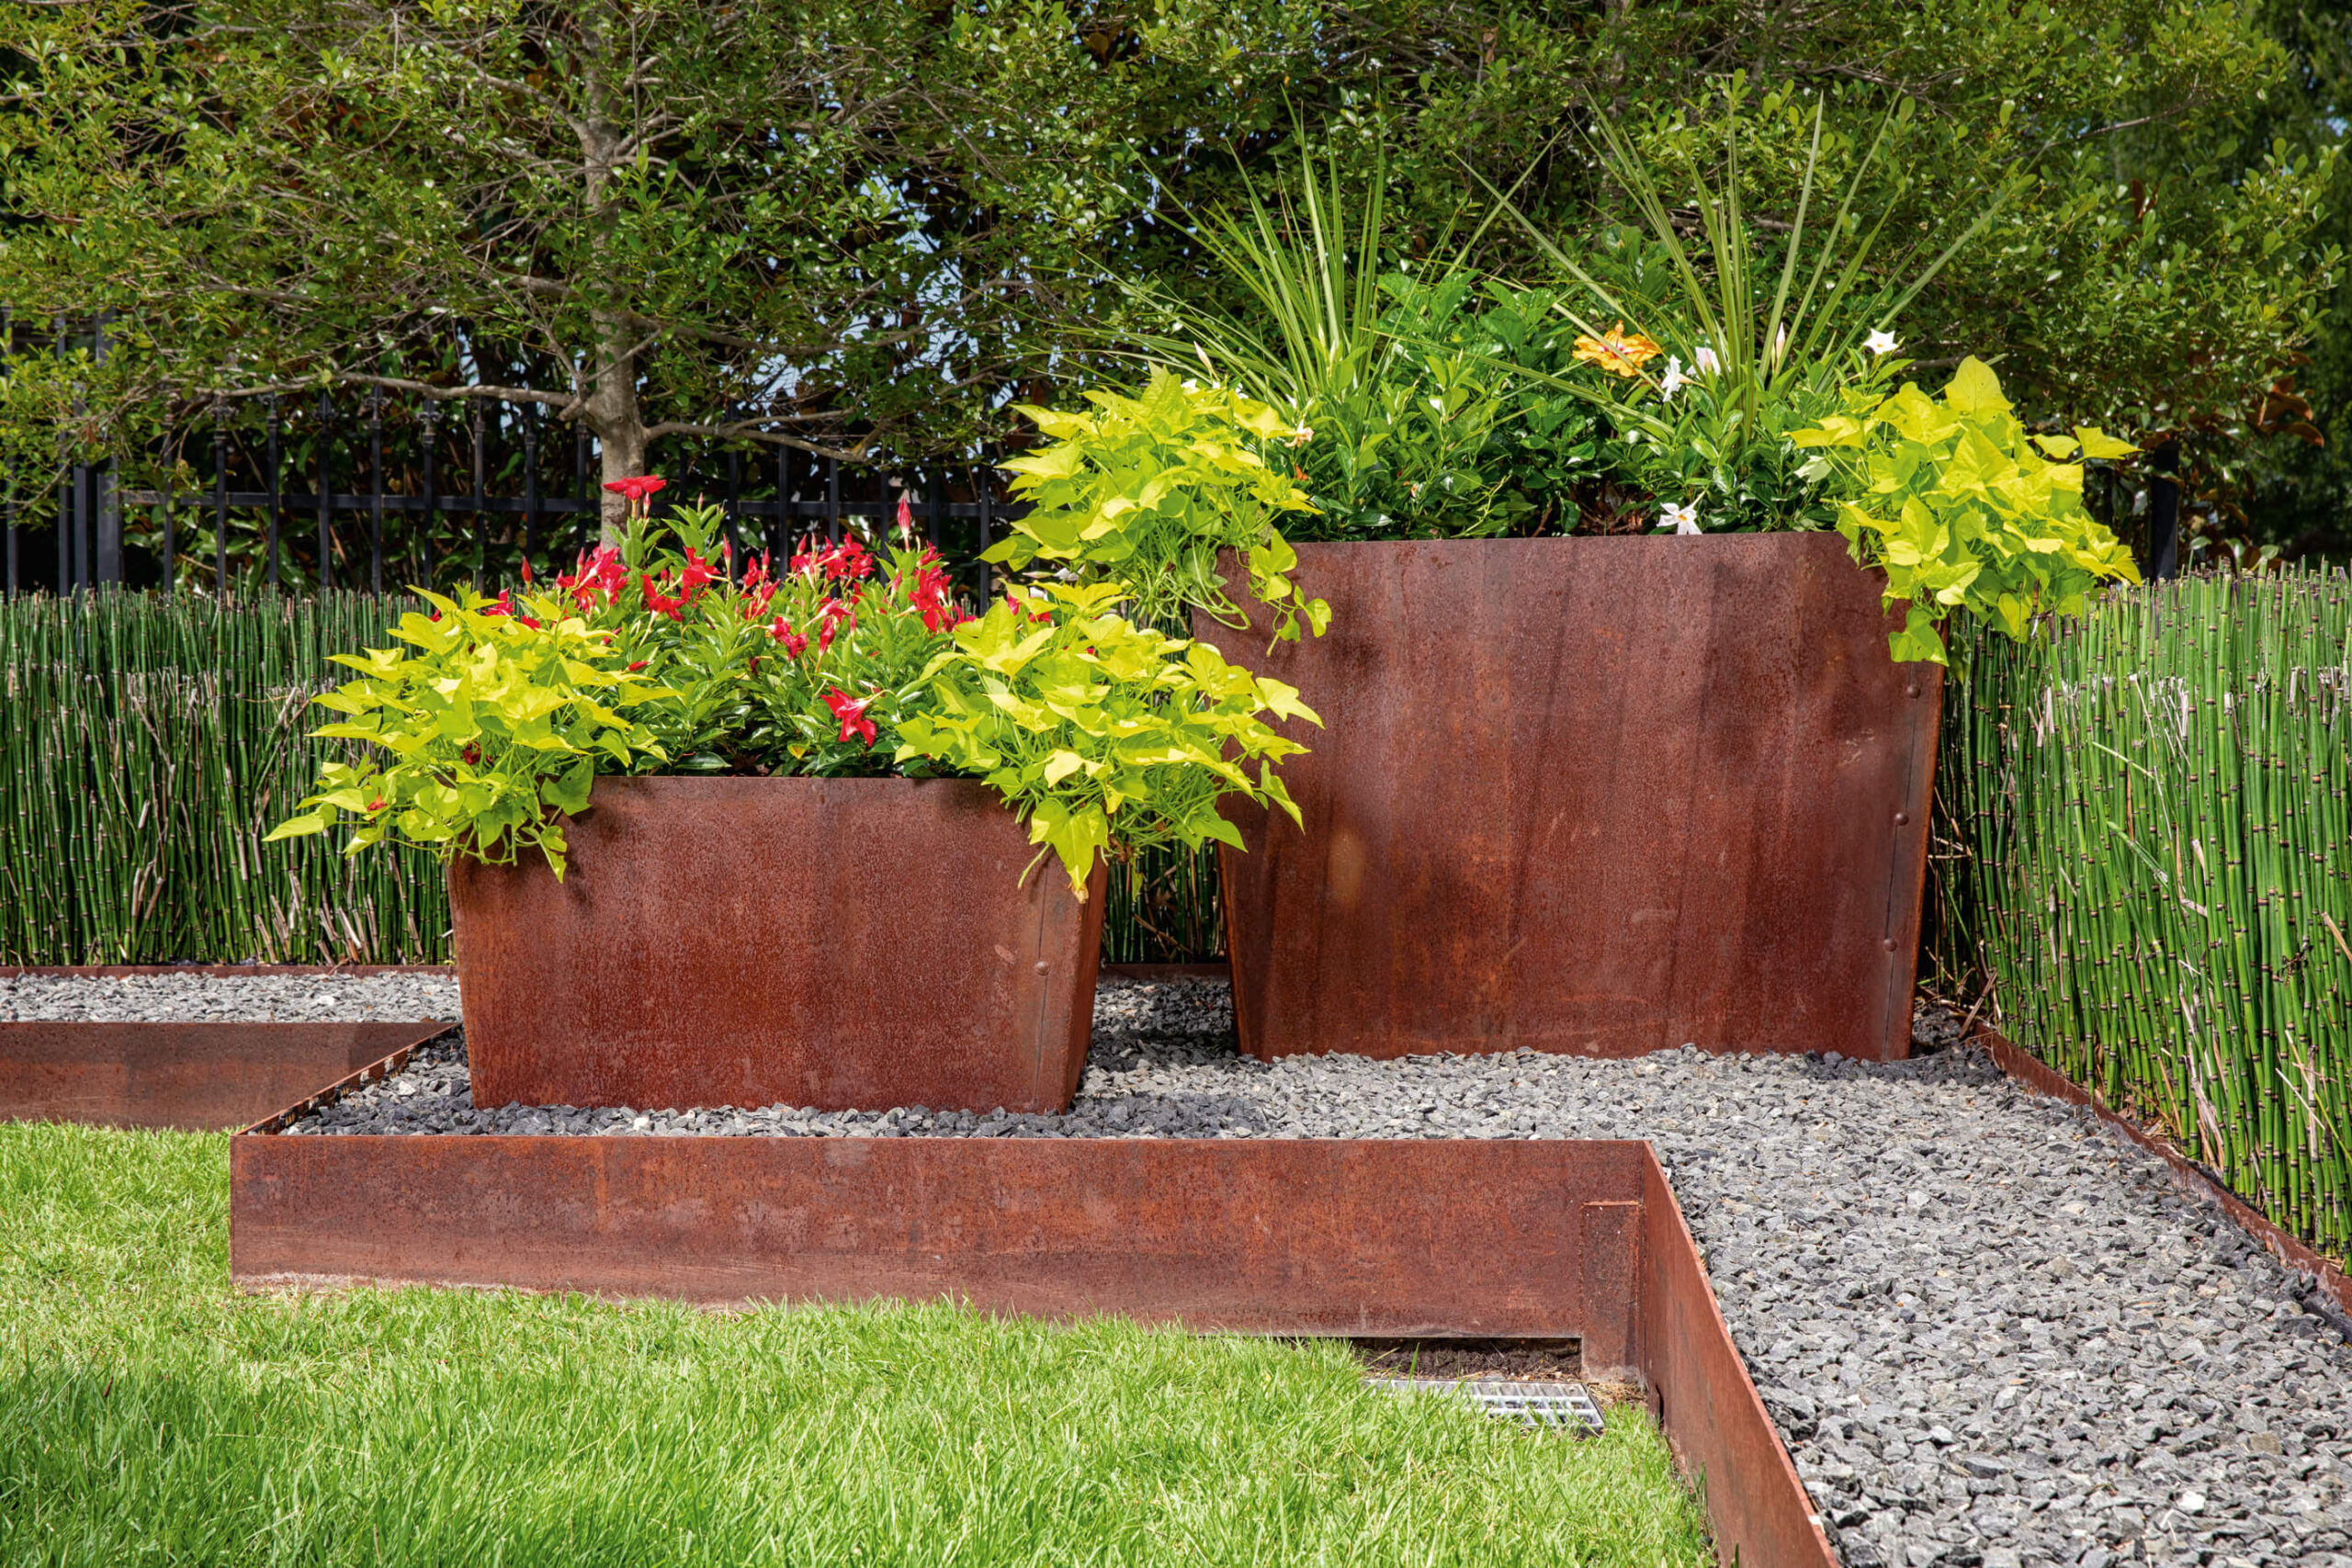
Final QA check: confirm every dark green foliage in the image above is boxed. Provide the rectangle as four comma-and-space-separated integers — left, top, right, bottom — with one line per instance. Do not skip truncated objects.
0, 590, 448, 963
1934, 570, 2352, 1262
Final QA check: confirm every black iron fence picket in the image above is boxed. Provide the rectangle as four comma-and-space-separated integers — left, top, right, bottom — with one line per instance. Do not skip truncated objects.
2, 320, 1023, 600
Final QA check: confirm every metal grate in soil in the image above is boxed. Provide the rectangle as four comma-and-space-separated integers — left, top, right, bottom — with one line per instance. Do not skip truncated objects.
1370, 1377, 1608, 1435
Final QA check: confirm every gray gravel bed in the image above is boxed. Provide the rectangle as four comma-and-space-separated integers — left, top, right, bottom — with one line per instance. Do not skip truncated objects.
0, 972, 460, 1022
285, 978, 2352, 1568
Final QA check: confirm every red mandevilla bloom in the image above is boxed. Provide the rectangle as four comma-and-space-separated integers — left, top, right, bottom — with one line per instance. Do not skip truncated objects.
482, 590, 541, 630
601, 475, 668, 503
557, 545, 628, 610
895, 492, 915, 538
768, 615, 808, 657
679, 547, 720, 601
640, 572, 686, 622
823, 689, 877, 747
816, 597, 854, 653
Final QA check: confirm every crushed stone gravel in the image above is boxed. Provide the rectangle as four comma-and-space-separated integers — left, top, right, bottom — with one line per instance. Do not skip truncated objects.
282, 976, 2352, 1568
0, 972, 460, 1023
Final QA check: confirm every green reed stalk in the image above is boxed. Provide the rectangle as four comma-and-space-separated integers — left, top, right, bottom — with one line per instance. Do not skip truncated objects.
0, 589, 448, 964
1938, 566, 2352, 1264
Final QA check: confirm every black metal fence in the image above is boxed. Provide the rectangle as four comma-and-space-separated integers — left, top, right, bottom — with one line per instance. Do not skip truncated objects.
4, 335, 1021, 598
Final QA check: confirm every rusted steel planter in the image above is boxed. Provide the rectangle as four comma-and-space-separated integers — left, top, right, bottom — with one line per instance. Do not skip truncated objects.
1193, 535, 1940, 1063
449, 775, 1106, 1115
230, 1103, 1833, 1568
0, 1021, 450, 1132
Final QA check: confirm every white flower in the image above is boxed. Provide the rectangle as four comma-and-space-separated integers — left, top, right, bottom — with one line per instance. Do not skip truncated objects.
1694, 344, 1722, 376
1286, 424, 1315, 446
1865, 329, 1900, 356
1658, 356, 1690, 400
1773, 323, 1789, 362
1657, 500, 1702, 536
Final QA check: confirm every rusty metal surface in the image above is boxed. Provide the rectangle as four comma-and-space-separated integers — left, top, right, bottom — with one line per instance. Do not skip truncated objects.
233, 1134, 1650, 1335
450, 775, 1105, 1115
1194, 535, 1940, 1063
1, 964, 452, 977
0, 1021, 451, 1132
1979, 1027, 2352, 1318
1637, 1147, 1841, 1568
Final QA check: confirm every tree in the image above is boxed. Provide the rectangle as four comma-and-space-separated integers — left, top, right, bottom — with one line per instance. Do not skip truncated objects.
0, 0, 2335, 548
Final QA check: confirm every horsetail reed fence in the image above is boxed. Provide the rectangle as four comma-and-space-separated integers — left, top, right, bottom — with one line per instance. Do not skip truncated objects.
1935, 568, 2352, 1263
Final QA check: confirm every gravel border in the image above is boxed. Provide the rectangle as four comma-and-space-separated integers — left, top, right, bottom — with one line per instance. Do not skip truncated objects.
0, 973, 461, 1023
277, 977, 2352, 1568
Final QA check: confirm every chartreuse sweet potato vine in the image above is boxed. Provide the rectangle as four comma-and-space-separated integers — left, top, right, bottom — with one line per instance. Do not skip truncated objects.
265, 593, 668, 878
1792, 357, 2142, 664
989, 370, 1332, 642
270, 491, 1317, 897
895, 581, 1318, 895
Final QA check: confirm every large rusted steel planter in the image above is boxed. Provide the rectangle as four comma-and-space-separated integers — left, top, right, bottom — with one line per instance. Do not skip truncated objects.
449, 775, 1106, 1115
1193, 534, 1941, 1063
0, 1021, 450, 1132
230, 1094, 1835, 1568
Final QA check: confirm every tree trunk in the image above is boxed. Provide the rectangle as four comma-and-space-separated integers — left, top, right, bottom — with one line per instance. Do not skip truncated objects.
588, 310, 645, 544
579, 2, 640, 547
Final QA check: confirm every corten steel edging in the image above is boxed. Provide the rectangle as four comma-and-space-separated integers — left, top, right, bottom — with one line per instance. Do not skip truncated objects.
0, 1021, 453, 1132
233, 1133, 1648, 1348
1195, 535, 1940, 1064
227, 1121, 1829, 1566
1976, 1026, 2352, 1319
448, 775, 1107, 1116
2, 964, 455, 978
1636, 1148, 1840, 1568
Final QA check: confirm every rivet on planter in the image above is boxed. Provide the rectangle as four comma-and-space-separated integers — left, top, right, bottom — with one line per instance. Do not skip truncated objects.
1035, 962, 1050, 974
1894, 812, 1910, 826
1906, 683, 1922, 698
1881, 938, 1897, 952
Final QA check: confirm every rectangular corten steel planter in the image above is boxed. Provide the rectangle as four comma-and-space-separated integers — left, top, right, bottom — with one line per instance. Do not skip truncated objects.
1193, 534, 1940, 1062
449, 775, 1106, 1115
229, 1114, 1837, 1568
0, 1021, 451, 1132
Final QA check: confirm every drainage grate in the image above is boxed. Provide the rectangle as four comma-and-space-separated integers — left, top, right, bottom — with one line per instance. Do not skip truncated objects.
1371, 1377, 1607, 1435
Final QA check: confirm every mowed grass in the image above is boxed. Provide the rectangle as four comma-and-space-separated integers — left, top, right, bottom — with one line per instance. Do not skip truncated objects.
0, 1122, 1713, 1566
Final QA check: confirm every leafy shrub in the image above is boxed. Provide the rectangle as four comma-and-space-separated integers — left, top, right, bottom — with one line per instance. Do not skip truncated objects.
275, 490, 1316, 895
1791, 357, 2142, 662
990, 371, 1330, 640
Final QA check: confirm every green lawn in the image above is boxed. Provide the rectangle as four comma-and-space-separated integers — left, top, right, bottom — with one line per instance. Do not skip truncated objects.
0, 1122, 1714, 1566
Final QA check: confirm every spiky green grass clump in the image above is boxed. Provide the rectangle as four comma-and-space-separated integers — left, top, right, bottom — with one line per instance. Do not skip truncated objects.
0, 1122, 1713, 1566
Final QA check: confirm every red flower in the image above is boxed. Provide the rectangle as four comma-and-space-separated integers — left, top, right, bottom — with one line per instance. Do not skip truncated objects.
768, 615, 808, 657
816, 597, 855, 652
909, 560, 957, 632
1002, 591, 1052, 625
483, 590, 540, 629
797, 536, 871, 583
557, 545, 628, 610
601, 475, 668, 502
895, 493, 916, 538
679, 547, 719, 600
640, 572, 685, 622
823, 689, 877, 747
367, 796, 386, 812
519, 558, 534, 585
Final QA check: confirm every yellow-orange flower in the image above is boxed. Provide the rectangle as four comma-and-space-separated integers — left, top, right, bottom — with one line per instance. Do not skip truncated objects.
1571, 321, 1663, 378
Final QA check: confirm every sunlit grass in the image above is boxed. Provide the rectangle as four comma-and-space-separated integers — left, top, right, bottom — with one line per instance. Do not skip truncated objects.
0, 1122, 1713, 1566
